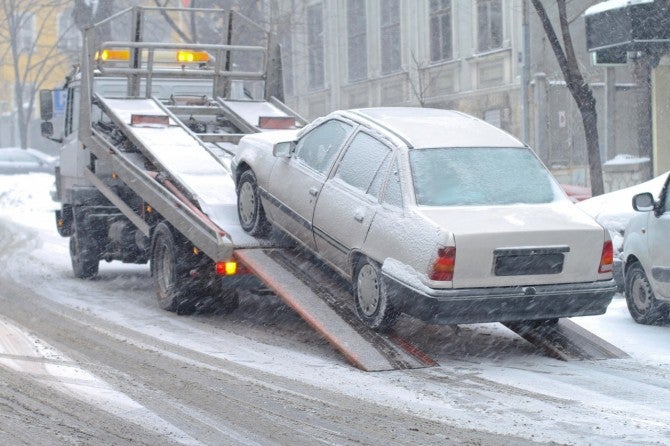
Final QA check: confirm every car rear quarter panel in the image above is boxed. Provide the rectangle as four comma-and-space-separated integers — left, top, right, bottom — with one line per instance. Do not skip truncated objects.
363, 208, 450, 285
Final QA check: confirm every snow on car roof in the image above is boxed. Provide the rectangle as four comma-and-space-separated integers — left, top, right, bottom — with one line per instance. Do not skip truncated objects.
348, 107, 525, 149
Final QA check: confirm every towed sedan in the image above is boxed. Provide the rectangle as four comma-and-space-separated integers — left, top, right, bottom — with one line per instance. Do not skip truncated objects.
232, 108, 616, 331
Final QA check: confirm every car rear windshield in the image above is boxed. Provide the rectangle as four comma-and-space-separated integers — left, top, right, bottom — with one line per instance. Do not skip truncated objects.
410, 147, 559, 206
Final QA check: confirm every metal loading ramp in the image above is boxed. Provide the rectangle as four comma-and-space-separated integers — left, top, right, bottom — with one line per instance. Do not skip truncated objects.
235, 248, 437, 372
504, 319, 629, 361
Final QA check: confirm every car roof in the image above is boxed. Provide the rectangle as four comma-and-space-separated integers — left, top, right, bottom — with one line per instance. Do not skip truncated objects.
343, 107, 525, 149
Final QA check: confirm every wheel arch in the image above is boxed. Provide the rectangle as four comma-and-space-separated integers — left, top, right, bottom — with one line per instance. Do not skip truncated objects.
234, 161, 251, 186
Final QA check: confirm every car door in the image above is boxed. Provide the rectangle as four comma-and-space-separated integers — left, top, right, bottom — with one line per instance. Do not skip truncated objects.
267, 119, 354, 249
312, 131, 393, 274
647, 176, 670, 298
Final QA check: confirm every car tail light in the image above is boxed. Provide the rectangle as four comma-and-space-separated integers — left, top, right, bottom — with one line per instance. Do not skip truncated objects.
598, 240, 613, 273
430, 247, 456, 281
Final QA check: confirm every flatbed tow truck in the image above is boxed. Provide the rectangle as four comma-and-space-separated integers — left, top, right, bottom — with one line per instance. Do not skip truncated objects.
40, 6, 626, 371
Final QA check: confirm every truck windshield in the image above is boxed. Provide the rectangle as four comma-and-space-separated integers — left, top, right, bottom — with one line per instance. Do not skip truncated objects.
409, 147, 560, 206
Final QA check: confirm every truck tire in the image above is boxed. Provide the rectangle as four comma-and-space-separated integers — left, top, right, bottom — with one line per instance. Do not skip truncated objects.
353, 257, 398, 332
151, 223, 189, 312
237, 170, 271, 237
70, 232, 100, 279
625, 261, 669, 325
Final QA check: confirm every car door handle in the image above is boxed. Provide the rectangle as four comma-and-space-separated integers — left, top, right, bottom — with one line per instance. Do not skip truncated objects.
354, 210, 365, 222
308, 187, 319, 197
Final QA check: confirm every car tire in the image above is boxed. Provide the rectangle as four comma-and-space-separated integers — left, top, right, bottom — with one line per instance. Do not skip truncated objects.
237, 170, 271, 237
353, 257, 397, 332
151, 223, 189, 312
70, 232, 99, 279
625, 261, 669, 325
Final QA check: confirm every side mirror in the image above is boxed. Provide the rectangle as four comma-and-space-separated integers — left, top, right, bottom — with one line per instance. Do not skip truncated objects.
273, 141, 294, 158
41, 121, 54, 137
632, 192, 655, 212
40, 89, 54, 121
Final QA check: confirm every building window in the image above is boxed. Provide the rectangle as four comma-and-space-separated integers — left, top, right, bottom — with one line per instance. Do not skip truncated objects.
347, 0, 367, 82
381, 0, 401, 74
429, 0, 452, 62
307, 3, 325, 90
17, 13, 35, 53
58, 9, 81, 53
477, 0, 503, 52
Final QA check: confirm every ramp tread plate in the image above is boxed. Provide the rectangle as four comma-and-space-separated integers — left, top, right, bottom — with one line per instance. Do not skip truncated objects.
504, 319, 629, 360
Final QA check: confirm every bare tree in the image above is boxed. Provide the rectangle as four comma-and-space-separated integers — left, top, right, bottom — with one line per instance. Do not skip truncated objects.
0, 0, 77, 149
531, 0, 604, 196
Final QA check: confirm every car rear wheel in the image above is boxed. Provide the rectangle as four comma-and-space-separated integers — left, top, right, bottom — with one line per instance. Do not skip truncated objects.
353, 258, 397, 332
237, 170, 271, 237
625, 261, 669, 325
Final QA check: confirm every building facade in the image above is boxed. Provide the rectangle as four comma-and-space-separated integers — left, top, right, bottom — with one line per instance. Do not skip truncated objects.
277, 0, 651, 189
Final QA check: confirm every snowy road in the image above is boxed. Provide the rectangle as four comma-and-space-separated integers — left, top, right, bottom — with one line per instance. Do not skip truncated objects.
0, 174, 668, 445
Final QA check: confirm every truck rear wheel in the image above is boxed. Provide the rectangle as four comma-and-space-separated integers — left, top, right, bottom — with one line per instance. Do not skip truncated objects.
151, 223, 189, 312
70, 232, 99, 279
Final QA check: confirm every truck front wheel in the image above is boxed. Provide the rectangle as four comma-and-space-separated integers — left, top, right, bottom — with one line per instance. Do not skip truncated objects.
151, 223, 188, 312
70, 232, 99, 279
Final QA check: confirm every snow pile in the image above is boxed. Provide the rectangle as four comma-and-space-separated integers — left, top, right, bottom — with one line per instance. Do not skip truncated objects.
0, 173, 57, 212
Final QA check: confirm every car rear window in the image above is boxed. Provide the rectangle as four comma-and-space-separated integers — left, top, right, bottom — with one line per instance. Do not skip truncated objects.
410, 147, 559, 206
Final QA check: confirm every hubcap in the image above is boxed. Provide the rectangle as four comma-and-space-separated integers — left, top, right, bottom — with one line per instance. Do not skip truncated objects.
238, 182, 256, 226
631, 273, 651, 312
357, 264, 380, 317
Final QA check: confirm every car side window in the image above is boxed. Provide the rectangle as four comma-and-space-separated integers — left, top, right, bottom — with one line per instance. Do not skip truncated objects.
368, 151, 392, 199
294, 120, 353, 175
334, 131, 391, 196
382, 157, 403, 208
664, 180, 670, 212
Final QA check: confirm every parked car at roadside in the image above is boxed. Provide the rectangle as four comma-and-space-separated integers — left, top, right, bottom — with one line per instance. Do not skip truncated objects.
622, 173, 670, 324
0, 147, 57, 175
232, 108, 616, 331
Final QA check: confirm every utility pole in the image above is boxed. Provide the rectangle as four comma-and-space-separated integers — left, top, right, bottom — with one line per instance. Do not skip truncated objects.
520, 0, 531, 144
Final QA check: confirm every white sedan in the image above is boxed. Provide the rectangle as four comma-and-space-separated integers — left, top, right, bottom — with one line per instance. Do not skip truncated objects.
622, 173, 670, 324
232, 108, 616, 331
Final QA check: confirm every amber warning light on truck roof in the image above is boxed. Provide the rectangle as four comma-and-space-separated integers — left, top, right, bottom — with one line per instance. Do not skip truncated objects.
95, 49, 210, 64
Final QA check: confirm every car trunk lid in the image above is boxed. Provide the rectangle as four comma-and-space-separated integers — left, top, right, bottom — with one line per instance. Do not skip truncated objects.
418, 201, 607, 288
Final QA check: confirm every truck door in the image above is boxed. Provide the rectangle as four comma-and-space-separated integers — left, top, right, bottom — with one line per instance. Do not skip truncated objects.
647, 176, 670, 299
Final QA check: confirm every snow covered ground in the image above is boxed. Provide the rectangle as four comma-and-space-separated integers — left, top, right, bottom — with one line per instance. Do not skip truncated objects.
0, 172, 669, 445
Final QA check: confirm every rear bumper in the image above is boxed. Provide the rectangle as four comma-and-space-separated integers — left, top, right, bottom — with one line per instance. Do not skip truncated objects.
382, 271, 617, 325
